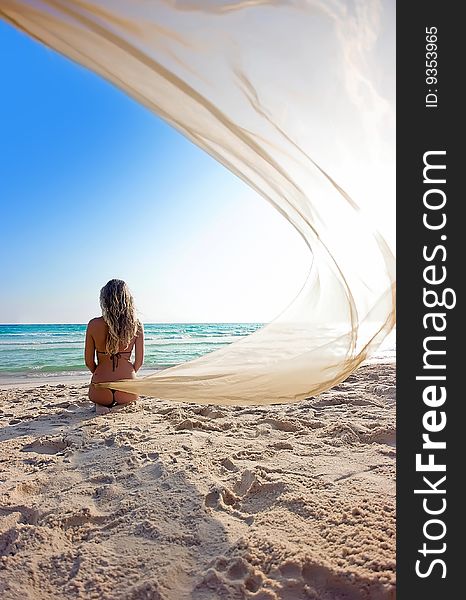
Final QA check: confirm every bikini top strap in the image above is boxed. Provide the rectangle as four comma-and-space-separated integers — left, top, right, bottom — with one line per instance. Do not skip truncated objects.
96, 338, 136, 371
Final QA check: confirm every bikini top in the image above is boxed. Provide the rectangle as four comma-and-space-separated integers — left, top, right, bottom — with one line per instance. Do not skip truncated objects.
96, 345, 135, 371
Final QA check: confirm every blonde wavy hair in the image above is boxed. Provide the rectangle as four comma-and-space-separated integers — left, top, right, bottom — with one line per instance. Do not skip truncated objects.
100, 279, 140, 355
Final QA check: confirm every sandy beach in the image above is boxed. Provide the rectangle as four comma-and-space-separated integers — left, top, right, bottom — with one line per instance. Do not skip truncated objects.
0, 363, 395, 600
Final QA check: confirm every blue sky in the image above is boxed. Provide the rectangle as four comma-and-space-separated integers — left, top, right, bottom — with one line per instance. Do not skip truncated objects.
0, 20, 309, 324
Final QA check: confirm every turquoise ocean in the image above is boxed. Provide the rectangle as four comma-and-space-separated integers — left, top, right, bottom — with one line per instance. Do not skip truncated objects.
0, 323, 263, 380
0, 323, 395, 382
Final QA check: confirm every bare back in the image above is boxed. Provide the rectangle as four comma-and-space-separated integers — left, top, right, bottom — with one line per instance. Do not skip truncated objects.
85, 317, 144, 406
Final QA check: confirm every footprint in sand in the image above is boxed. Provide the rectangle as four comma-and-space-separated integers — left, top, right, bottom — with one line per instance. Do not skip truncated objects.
226, 558, 262, 592
21, 437, 69, 455
205, 469, 286, 521
39, 508, 110, 538
14, 480, 44, 496
0, 505, 41, 526
198, 557, 264, 596
125, 581, 164, 600
269, 441, 294, 450
232, 449, 265, 461
205, 488, 239, 509
259, 417, 302, 432
266, 558, 366, 599
362, 427, 396, 447
220, 457, 239, 472
89, 474, 116, 484
0, 507, 43, 556
233, 469, 257, 496
175, 418, 233, 432
369, 384, 396, 400
192, 406, 227, 419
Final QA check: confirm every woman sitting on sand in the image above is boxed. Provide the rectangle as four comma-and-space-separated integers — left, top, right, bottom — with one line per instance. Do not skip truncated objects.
85, 279, 144, 413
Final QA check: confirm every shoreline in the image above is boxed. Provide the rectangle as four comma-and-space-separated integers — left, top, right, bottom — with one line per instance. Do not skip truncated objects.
0, 356, 395, 390
0, 368, 163, 389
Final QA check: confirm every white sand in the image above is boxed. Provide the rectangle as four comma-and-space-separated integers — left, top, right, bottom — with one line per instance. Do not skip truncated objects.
0, 363, 395, 599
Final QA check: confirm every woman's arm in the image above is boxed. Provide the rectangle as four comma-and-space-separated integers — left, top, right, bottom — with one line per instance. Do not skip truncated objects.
84, 320, 97, 373
133, 322, 144, 373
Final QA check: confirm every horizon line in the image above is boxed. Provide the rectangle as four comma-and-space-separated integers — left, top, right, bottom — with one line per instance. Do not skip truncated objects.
0, 321, 266, 326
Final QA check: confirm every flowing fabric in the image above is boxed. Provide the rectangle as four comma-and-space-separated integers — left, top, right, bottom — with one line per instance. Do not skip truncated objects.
1, 0, 395, 405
